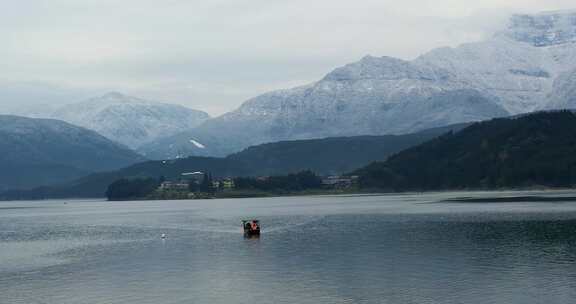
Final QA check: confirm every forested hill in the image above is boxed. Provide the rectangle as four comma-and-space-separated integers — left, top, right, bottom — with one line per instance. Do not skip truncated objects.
356, 111, 576, 191
0, 115, 144, 191
0, 124, 466, 200
227, 123, 468, 176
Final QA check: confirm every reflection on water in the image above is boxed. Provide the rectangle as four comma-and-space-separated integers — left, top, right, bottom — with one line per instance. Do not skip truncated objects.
2, 191, 576, 303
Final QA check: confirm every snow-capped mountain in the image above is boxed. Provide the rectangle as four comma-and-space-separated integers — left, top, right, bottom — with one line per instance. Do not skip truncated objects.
144, 11, 576, 159
415, 11, 576, 114
138, 55, 508, 158
49, 92, 210, 149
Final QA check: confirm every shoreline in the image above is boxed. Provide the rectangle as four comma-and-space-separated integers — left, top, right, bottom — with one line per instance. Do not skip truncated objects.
3, 188, 576, 203
108, 188, 576, 202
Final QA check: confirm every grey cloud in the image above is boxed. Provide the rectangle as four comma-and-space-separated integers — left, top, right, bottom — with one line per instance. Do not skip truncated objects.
0, 0, 575, 115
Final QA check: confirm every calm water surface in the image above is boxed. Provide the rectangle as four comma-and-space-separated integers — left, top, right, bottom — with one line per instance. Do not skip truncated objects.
2, 191, 576, 304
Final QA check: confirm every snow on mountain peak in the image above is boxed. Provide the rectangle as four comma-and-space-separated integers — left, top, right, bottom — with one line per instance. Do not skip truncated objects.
498, 10, 576, 47
102, 91, 127, 99
323, 56, 450, 82
86, 92, 154, 106
50, 93, 210, 149
139, 9, 576, 159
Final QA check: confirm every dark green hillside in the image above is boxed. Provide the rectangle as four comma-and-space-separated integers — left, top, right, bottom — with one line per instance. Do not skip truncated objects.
0, 157, 246, 199
228, 126, 466, 176
356, 111, 576, 191
0, 123, 466, 199
0, 115, 144, 191
0, 163, 88, 191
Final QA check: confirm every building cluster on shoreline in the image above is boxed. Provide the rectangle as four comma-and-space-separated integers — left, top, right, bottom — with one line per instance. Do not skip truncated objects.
157, 174, 358, 193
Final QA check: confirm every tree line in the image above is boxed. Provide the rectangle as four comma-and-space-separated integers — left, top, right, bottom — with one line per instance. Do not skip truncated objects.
233, 170, 322, 192
106, 170, 324, 200
355, 111, 576, 191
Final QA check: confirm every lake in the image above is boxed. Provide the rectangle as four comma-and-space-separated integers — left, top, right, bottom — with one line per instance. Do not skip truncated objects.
2, 191, 576, 304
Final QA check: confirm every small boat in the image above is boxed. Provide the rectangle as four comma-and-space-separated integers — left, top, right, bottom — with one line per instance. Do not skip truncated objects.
242, 219, 260, 236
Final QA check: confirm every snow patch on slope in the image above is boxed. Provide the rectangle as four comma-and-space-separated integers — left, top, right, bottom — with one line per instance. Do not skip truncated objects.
189, 139, 206, 149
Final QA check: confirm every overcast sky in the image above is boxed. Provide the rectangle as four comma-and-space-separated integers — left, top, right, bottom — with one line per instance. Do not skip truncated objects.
1, 0, 575, 116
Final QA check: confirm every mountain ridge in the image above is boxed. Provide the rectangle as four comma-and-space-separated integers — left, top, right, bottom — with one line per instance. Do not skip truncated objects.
50, 92, 210, 149
0, 123, 468, 199
5, 92, 211, 149
141, 10, 576, 159
0, 115, 145, 191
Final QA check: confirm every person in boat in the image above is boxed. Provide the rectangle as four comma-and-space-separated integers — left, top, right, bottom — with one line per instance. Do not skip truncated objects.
243, 220, 260, 235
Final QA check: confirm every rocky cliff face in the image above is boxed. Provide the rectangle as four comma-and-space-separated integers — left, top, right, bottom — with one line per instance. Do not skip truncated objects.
501, 11, 576, 47
544, 69, 576, 110
416, 11, 576, 114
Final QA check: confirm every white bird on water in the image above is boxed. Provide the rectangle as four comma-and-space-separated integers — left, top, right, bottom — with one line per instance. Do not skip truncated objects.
161, 233, 167, 239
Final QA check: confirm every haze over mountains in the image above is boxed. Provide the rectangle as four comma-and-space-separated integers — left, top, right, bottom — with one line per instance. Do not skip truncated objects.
139, 10, 576, 158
